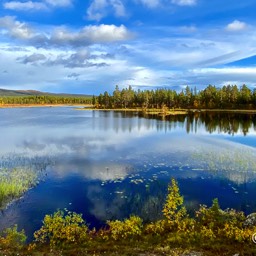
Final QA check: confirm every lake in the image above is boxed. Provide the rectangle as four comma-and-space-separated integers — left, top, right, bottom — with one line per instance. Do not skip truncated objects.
1, 107, 256, 240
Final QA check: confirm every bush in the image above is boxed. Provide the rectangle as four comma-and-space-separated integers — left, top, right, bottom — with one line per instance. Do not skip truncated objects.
34, 209, 88, 248
195, 198, 255, 242
144, 219, 169, 235
0, 225, 26, 250
162, 178, 187, 230
107, 215, 143, 241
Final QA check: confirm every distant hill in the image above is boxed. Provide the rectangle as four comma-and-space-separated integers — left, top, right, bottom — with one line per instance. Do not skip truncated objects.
0, 88, 91, 97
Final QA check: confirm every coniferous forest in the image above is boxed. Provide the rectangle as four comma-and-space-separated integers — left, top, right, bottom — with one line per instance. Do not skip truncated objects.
1, 84, 256, 110
0, 95, 92, 105
94, 84, 256, 109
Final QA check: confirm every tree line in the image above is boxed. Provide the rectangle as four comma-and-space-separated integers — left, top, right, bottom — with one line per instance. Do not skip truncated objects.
94, 84, 256, 109
0, 95, 92, 105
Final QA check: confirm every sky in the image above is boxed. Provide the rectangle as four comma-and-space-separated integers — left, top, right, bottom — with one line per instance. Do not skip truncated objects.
0, 0, 256, 94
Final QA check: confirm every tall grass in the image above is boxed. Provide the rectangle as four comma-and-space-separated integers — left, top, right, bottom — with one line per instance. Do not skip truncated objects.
0, 168, 37, 208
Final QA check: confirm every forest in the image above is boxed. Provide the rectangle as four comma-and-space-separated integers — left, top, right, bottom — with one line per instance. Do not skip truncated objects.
0, 95, 92, 105
94, 84, 256, 109
1, 84, 256, 110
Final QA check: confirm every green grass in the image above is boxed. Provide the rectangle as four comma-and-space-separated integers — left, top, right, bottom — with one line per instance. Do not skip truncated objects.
76, 107, 188, 115
0, 168, 37, 208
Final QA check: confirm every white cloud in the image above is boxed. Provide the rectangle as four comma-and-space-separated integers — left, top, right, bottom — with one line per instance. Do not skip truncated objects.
185, 67, 256, 88
3, 0, 72, 11
82, 24, 130, 42
3, 1, 47, 11
0, 16, 132, 47
0, 16, 35, 40
87, 0, 108, 22
171, 0, 197, 6
136, 0, 160, 8
226, 20, 247, 31
50, 24, 131, 46
136, 0, 196, 8
87, 0, 126, 21
193, 67, 256, 76
1, 12, 256, 94
110, 0, 126, 16
45, 0, 72, 7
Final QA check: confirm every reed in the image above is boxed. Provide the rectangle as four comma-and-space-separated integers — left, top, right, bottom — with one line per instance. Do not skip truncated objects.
0, 168, 37, 208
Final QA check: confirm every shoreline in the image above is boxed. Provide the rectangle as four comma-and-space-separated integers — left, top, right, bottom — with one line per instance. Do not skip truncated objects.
0, 104, 93, 109
75, 107, 256, 115
1, 104, 256, 114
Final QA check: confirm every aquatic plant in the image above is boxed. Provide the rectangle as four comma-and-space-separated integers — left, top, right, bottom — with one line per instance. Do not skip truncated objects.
192, 147, 256, 183
0, 168, 37, 208
0, 154, 53, 208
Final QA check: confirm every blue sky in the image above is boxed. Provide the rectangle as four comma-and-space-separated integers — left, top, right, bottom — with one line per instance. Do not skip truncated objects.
0, 0, 256, 94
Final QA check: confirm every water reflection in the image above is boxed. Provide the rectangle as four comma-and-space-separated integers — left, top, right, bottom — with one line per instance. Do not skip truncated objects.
90, 110, 256, 135
0, 108, 256, 240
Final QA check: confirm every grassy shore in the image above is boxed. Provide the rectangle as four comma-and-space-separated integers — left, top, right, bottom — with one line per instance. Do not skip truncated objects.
1, 104, 256, 114
76, 107, 256, 114
76, 107, 188, 115
193, 108, 256, 113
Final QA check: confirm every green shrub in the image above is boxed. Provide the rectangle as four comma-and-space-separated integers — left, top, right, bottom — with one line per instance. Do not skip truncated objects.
107, 215, 143, 241
0, 225, 26, 250
162, 178, 187, 230
34, 209, 88, 248
195, 198, 254, 242
144, 219, 169, 235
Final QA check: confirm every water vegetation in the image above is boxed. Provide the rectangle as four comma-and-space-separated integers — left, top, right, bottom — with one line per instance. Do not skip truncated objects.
192, 148, 256, 182
0, 155, 52, 209
0, 168, 37, 208
1, 179, 255, 255
78, 107, 188, 116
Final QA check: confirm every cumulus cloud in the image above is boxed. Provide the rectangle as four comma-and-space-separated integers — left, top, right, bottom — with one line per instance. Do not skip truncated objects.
3, 0, 72, 11
50, 24, 131, 47
0, 16, 35, 40
171, 0, 197, 6
87, 0, 126, 21
0, 16, 131, 47
226, 20, 247, 31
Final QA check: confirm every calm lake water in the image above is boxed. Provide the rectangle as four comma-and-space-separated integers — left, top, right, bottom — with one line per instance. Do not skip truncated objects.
1, 107, 256, 239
